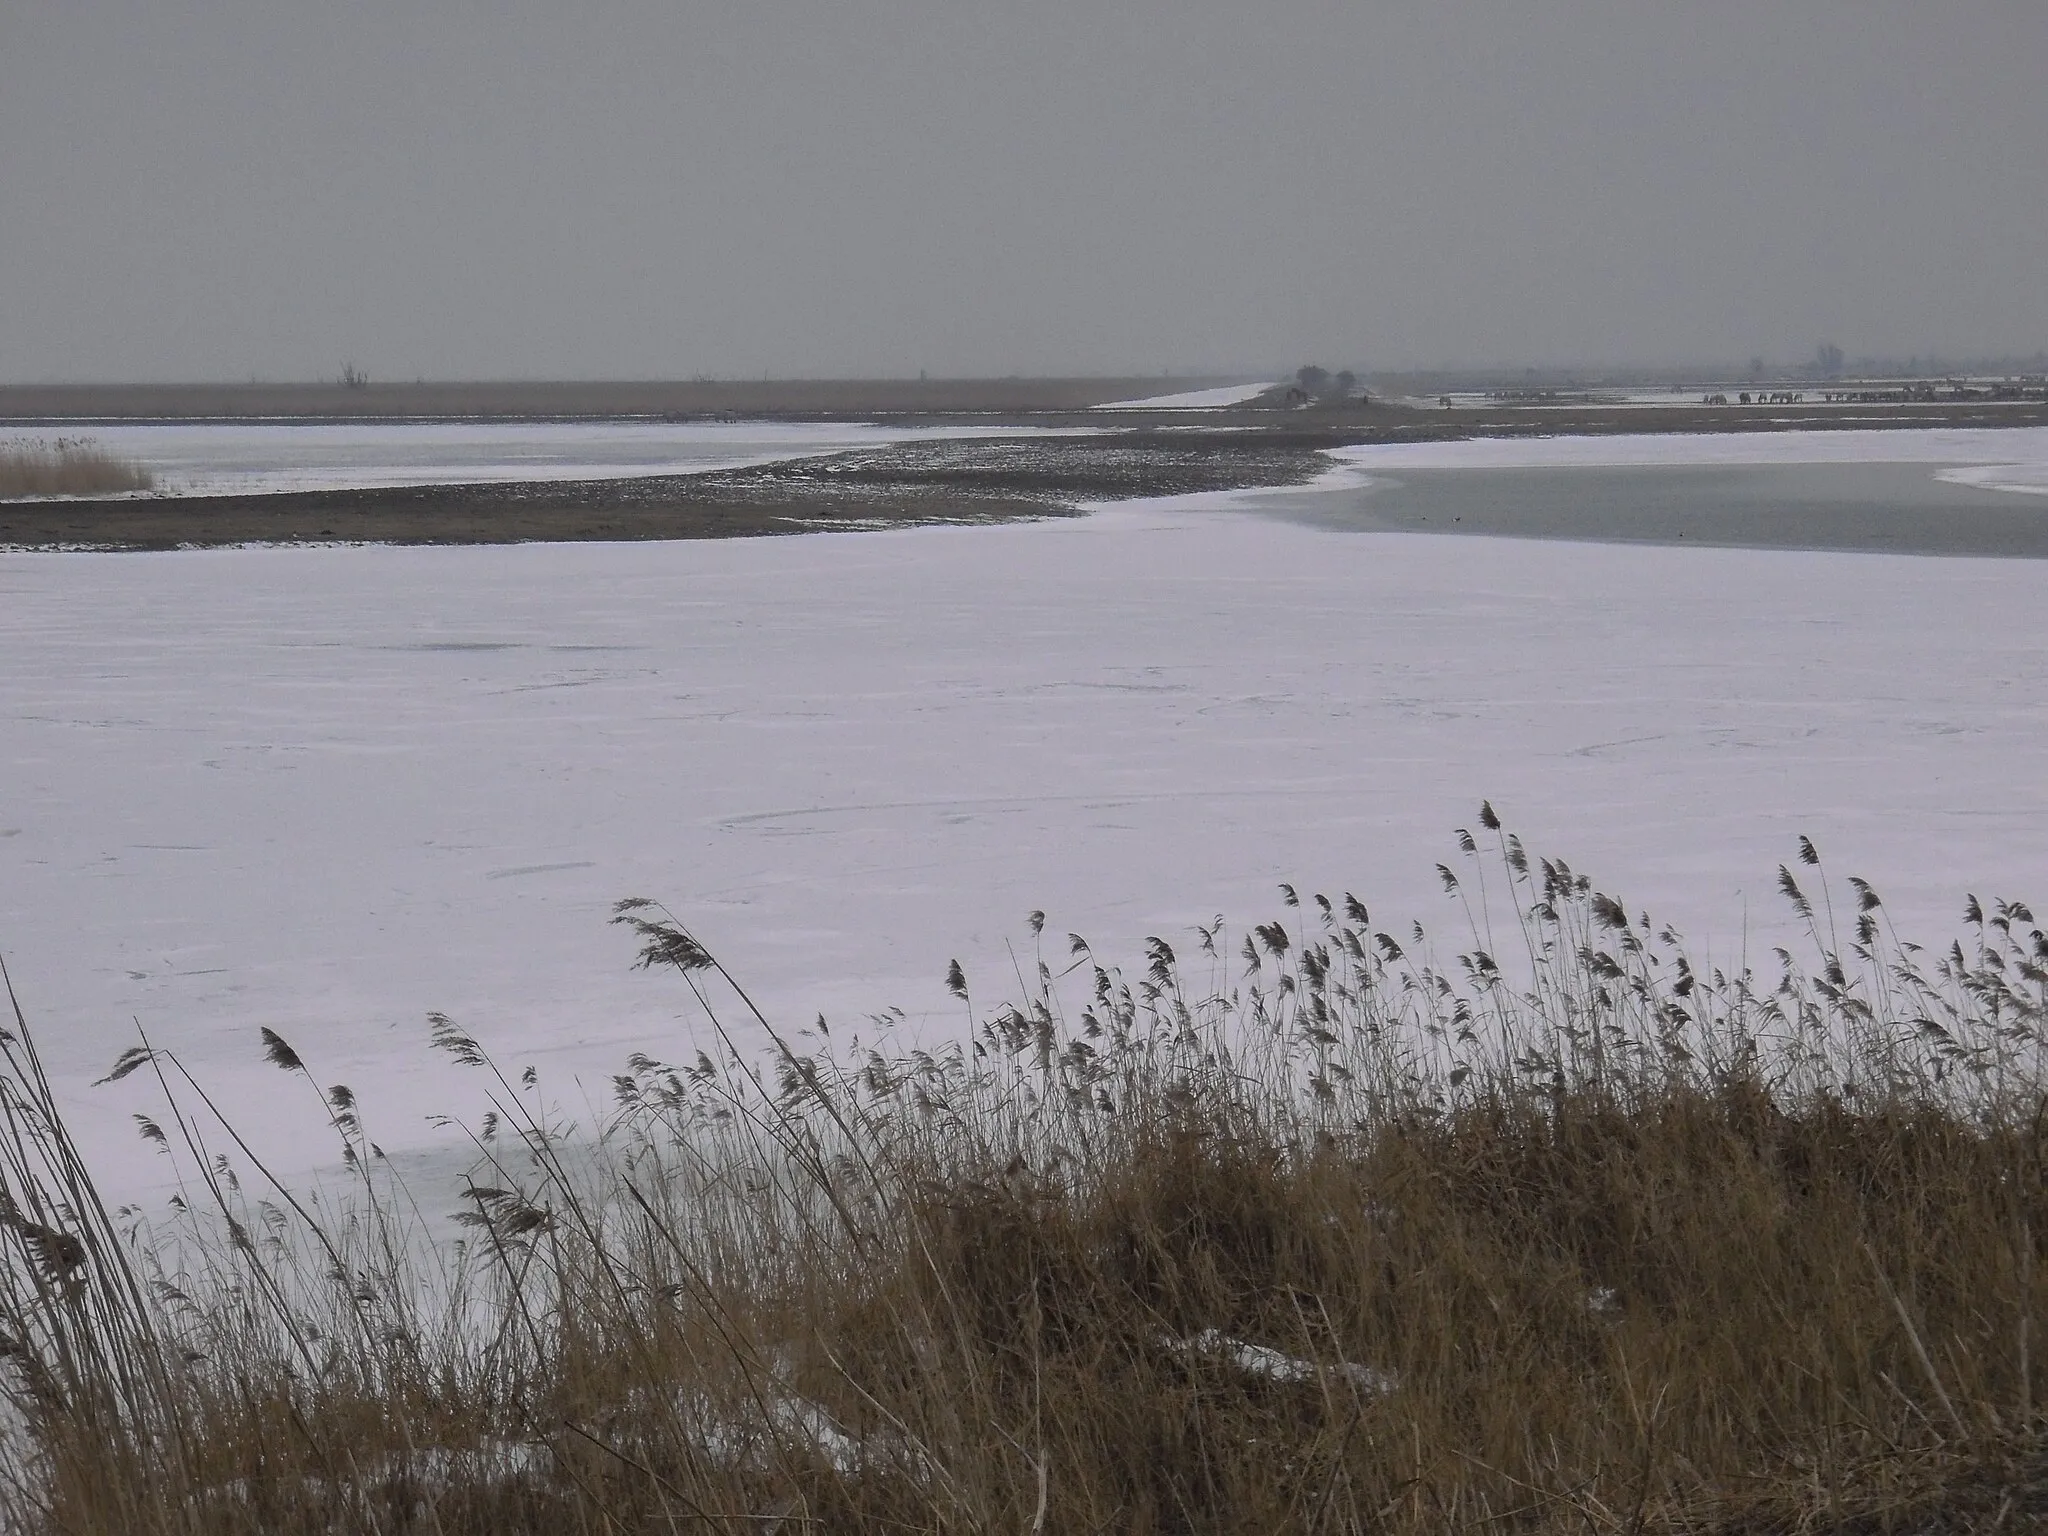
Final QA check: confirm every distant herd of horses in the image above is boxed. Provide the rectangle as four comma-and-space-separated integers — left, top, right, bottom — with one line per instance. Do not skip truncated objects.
1700, 391, 1806, 405
1701, 382, 2048, 407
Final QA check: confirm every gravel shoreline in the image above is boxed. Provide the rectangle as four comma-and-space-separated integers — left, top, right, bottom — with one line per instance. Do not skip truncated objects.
0, 431, 1332, 550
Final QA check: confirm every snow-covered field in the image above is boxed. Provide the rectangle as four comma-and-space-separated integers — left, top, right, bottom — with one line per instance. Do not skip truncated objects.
0, 420, 1062, 499
4, 428, 2047, 1199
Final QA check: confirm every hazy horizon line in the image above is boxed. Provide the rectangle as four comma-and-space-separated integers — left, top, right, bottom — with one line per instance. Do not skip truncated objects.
6, 351, 2048, 392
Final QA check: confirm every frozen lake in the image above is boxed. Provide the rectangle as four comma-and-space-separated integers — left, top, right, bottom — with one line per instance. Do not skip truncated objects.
3, 427, 2047, 1199
1219, 426, 2048, 557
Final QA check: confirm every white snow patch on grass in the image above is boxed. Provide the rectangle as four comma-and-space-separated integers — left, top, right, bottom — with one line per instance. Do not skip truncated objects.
1174, 1331, 1399, 1396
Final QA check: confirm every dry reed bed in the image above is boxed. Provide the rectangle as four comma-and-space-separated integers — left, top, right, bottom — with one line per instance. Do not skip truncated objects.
0, 438, 153, 499
0, 813, 2044, 1532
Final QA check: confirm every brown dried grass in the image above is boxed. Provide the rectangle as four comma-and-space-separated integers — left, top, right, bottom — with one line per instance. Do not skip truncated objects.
0, 816, 2044, 1532
0, 437, 153, 498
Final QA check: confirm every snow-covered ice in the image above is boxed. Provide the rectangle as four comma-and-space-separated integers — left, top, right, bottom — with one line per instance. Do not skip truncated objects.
1329, 425, 2048, 474
1938, 463, 2048, 497
1093, 381, 1276, 410
1266, 427, 2048, 532
3, 429, 2047, 1199
0, 420, 1072, 500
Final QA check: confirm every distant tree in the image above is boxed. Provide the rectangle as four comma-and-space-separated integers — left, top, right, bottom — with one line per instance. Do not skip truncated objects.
1748, 356, 1765, 379
1814, 342, 1845, 379
340, 362, 369, 390
1295, 365, 1331, 397
1334, 369, 1358, 399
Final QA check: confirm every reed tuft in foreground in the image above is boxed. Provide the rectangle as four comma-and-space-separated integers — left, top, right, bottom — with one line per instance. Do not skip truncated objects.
1, 814, 2045, 1532
0, 437, 154, 499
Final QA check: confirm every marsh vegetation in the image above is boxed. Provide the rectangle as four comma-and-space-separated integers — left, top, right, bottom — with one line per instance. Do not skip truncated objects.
0, 815, 2043, 1531
0, 438, 153, 499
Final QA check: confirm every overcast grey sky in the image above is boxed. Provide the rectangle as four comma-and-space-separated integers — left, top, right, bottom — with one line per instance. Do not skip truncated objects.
3, 2, 2043, 382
